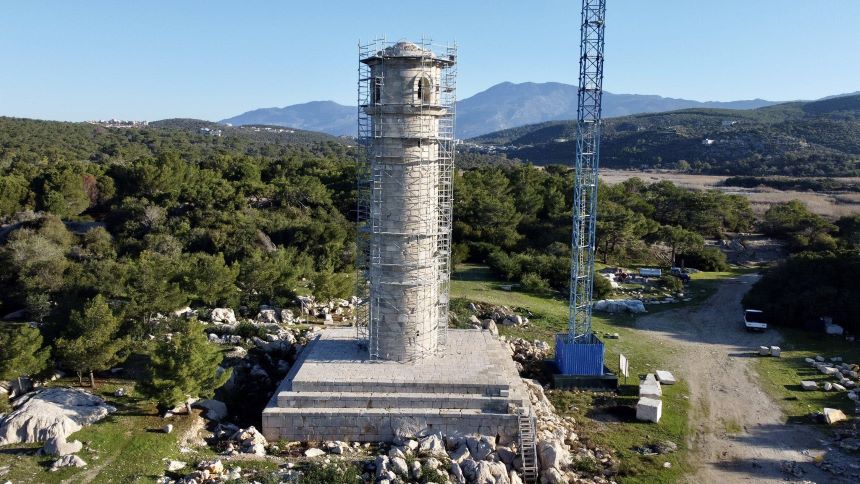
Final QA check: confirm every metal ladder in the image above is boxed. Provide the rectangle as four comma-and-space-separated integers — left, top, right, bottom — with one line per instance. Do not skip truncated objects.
518, 407, 539, 483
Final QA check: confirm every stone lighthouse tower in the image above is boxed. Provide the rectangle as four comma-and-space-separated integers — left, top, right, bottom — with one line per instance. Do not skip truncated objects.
263, 41, 528, 444
357, 40, 457, 362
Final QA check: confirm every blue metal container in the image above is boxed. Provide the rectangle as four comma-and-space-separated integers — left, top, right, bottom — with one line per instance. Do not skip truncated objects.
555, 333, 605, 376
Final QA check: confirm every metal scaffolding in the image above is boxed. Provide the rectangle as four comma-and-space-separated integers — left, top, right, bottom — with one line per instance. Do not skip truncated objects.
355, 38, 457, 361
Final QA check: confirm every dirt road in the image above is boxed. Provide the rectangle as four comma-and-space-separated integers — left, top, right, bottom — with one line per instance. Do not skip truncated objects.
635, 273, 849, 483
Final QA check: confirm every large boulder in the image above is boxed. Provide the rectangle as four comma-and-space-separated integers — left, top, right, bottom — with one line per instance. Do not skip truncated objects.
256, 309, 280, 325
537, 439, 570, 471
594, 299, 646, 314
466, 435, 496, 461
418, 433, 447, 458
0, 388, 116, 445
193, 399, 228, 421
210, 308, 237, 325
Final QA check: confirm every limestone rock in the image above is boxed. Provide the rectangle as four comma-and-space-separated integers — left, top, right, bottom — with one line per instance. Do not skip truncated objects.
163, 424, 174, 434
474, 461, 496, 484
50, 454, 87, 471
449, 443, 471, 464
770, 346, 781, 357
824, 407, 848, 424
833, 383, 847, 392
418, 433, 447, 458
460, 458, 478, 481
800, 380, 819, 391
210, 308, 237, 325
450, 461, 466, 484
256, 309, 279, 324
824, 382, 834, 391
390, 456, 408, 475
594, 299, 646, 314
540, 467, 565, 483
466, 435, 496, 461
509, 470, 524, 484
758, 346, 770, 356
537, 439, 570, 470
655, 370, 676, 385
193, 399, 228, 421
42, 436, 83, 456
409, 460, 422, 480
304, 448, 325, 458
167, 460, 187, 472
374, 455, 390, 478
496, 445, 516, 466
0, 388, 116, 445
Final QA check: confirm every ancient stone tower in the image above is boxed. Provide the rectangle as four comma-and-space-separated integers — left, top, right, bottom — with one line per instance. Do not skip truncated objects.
356, 40, 457, 362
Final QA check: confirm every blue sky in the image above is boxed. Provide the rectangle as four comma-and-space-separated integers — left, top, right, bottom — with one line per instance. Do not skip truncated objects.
2, 0, 858, 121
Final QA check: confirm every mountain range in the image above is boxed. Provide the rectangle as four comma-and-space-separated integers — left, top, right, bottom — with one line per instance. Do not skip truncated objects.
469, 94, 860, 176
220, 82, 779, 139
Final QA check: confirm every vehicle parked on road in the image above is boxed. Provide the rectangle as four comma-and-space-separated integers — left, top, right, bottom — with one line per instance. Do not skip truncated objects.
744, 309, 767, 331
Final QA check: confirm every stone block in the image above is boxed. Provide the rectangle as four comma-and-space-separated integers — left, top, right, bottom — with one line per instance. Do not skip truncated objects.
655, 370, 676, 385
639, 374, 662, 398
758, 346, 770, 356
769, 346, 781, 357
636, 397, 662, 423
824, 407, 847, 424
800, 380, 818, 391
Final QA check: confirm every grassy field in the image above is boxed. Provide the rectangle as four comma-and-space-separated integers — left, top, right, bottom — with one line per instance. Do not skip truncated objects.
449, 264, 722, 482
753, 329, 860, 420
0, 380, 279, 483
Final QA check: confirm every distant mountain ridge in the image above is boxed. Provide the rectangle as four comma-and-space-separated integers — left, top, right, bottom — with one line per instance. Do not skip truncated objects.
468, 94, 860, 176
219, 82, 781, 138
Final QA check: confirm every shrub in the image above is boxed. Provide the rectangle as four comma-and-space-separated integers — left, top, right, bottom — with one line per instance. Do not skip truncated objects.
679, 247, 728, 272
298, 462, 361, 484
487, 249, 520, 281
521, 272, 551, 293
658, 275, 683, 292
235, 321, 267, 340
593, 271, 614, 300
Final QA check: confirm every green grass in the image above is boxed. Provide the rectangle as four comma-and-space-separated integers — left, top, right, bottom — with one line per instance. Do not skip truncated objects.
451, 263, 697, 482
752, 328, 860, 420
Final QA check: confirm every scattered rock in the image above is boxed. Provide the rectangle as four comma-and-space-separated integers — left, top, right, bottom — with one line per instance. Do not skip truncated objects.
390, 456, 408, 475
800, 380, 819, 391
193, 399, 228, 421
163, 424, 174, 434
655, 370, 676, 385
42, 436, 83, 456
50, 455, 87, 471
824, 408, 848, 424
418, 433, 447, 458
167, 460, 187, 472
304, 448, 325, 458
210, 308, 237, 325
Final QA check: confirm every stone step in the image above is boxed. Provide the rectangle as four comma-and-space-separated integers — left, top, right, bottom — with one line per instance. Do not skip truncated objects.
276, 391, 521, 412
290, 379, 510, 396
262, 406, 519, 442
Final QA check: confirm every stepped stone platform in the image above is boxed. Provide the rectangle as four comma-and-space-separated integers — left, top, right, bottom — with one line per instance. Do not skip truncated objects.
262, 328, 528, 442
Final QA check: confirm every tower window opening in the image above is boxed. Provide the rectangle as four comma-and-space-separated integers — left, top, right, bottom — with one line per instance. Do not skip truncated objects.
416, 77, 432, 104
372, 77, 382, 105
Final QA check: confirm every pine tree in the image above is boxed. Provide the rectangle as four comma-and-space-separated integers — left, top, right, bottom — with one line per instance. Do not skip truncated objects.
139, 320, 232, 412
55, 295, 127, 387
0, 325, 51, 390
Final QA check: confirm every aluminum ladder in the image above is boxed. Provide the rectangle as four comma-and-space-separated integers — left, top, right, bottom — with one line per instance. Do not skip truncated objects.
517, 407, 539, 483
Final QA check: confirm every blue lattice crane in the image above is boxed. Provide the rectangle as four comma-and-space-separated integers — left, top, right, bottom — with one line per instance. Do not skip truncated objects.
556, 0, 607, 376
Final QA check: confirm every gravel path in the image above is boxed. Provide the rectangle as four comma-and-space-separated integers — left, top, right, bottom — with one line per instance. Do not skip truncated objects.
634, 273, 850, 483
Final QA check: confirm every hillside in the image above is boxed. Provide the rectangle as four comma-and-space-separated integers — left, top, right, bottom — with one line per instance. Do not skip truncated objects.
219, 101, 355, 137
219, 82, 779, 139
467, 95, 860, 176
